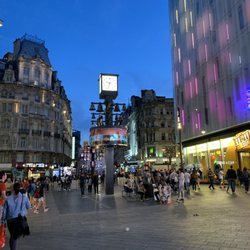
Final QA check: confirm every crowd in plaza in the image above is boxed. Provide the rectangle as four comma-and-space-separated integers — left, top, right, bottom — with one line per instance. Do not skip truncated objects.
0, 165, 248, 249
120, 165, 250, 203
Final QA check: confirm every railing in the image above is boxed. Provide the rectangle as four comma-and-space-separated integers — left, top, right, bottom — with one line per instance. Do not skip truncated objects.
18, 128, 30, 134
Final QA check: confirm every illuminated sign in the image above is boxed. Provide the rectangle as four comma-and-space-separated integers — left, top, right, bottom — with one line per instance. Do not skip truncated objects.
90, 127, 127, 146
247, 89, 250, 110
234, 130, 250, 150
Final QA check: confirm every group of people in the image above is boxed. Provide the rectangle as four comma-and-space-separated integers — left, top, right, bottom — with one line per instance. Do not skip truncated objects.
122, 165, 250, 204
79, 172, 99, 196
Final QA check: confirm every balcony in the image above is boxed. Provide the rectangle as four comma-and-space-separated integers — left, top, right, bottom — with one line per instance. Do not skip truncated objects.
54, 133, 61, 138
43, 131, 51, 137
18, 128, 30, 135
32, 130, 42, 136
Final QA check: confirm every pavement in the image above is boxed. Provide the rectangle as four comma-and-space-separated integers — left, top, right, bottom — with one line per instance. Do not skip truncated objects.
3, 183, 250, 250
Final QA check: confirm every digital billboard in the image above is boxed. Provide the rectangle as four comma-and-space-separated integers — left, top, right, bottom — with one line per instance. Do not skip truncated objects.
90, 127, 127, 146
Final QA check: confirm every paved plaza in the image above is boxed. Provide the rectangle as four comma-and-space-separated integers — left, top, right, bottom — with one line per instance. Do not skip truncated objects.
5, 184, 250, 250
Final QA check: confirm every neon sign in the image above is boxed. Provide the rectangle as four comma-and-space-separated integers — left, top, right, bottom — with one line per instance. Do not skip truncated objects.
247, 89, 250, 110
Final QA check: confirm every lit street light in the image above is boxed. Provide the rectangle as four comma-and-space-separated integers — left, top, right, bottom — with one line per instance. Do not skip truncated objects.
0, 19, 3, 27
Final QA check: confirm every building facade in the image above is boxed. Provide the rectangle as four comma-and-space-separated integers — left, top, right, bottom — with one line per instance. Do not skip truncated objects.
169, 0, 250, 176
0, 35, 72, 173
126, 90, 176, 170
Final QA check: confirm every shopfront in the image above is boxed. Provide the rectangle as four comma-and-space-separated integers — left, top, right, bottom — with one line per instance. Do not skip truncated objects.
183, 130, 250, 179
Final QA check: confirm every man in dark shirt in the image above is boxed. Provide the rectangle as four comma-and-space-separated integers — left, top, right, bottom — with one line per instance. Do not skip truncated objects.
226, 166, 237, 193
79, 173, 86, 197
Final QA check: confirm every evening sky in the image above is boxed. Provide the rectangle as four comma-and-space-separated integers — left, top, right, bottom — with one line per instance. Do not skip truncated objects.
0, 0, 172, 142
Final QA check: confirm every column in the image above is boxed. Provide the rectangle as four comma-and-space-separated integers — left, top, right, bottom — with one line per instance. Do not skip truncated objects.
105, 146, 114, 195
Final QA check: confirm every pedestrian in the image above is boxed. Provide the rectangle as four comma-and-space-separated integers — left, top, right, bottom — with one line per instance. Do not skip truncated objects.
190, 170, 197, 192
137, 181, 146, 201
242, 167, 250, 193
208, 168, 215, 190
0, 172, 7, 220
92, 172, 99, 194
226, 165, 237, 193
86, 175, 92, 194
33, 178, 49, 214
184, 169, 190, 194
218, 169, 224, 189
79, 173, 86, 196
177, 168, 185, 202
236, 167, 243, 186
3, 182, 31, 250
6, 177, 13, 196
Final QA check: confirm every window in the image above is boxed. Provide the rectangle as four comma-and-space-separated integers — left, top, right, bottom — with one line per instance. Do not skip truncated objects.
21, 104, 28, 114
238, 6, 245, 29
20, 138, 26, 148
160, 109, 163, 115
2, 103, 7, 113
21, 121, 28, 129
23, 67, 29, 83
8, 103, 13, 112
2, 136, 9, 145
161, 122, 165, 128
161, 133, 166, 141
34, 69, 40, 84
2, 119, 11, 129
35, 95, 40, 102
1, 90, 7, 98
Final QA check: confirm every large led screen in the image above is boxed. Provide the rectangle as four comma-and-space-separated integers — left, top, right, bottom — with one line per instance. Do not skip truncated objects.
90, 127, 127, 146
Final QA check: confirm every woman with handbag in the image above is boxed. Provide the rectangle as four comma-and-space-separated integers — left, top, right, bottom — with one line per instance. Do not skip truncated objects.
3, 182, 31, 250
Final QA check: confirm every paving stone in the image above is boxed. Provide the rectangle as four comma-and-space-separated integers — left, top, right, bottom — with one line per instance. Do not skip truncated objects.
2, 184, 250, 250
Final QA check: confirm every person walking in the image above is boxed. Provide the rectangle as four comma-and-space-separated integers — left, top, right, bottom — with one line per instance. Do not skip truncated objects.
184, 169, 191, 194
177, 168, 185, 202
226, 165, 237, 193
92, 172, 99, 194
79, 173, 86, 197
190, 170, 197, 192
242, 167, 250, 193
218, 169, 224, 189
3, 182, 31, 250
33, 179, 49, 214
0, 172, 7, 220
208, 168, 215, 190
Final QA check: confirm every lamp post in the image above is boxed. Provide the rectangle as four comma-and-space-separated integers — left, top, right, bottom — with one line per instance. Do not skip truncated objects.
89, 73, 127, 195
177, 107, 183, 168
0, 19, 3, 27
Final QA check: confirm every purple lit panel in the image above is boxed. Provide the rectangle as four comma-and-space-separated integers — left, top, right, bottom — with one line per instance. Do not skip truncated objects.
196, 17, 203, 40
189, 81, 193, 98
218, 22, 228, 49
181, 109, 185, 127
206, 63, 214, 85
198, 112, 201, 130
195, 77, 198, 95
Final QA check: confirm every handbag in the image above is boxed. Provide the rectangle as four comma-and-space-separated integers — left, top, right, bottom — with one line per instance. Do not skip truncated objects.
0, 224, 5, 249
12, 195, 30, 239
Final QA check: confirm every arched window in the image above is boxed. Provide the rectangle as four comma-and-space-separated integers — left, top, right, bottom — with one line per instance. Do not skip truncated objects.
2, 119, 11, 129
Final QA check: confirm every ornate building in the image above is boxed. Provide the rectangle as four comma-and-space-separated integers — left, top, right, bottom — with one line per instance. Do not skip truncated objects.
0, 35, 72, 171
126, 90, 176, 169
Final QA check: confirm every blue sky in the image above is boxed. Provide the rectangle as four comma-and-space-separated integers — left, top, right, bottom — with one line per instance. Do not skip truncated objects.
0, 0, 172, 142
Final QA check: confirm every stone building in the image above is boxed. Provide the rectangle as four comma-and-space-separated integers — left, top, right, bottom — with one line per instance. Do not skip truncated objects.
126, 90, 176, 169
0, 35, 72, 172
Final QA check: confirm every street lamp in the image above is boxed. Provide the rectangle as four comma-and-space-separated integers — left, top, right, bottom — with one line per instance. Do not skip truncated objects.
0, 19, 3, 27
89, 73, 127, 195
177, 107, 183, 168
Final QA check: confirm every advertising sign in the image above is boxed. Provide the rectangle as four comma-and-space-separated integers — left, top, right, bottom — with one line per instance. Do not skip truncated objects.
90, 127, 127, 146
